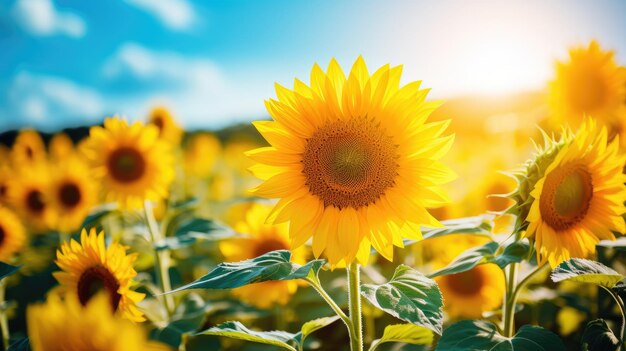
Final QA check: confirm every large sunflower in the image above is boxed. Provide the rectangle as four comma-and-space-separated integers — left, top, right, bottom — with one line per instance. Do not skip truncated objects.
48, 156, 98, 233
83, 117, 174, 209
11, 129, 46, 165
28, 293, 169, 351
524, 119, 626, 267
8, 162, 52, 233
0, 206, 27, 262
436, 263, 505, 319
248, 57, 455, 266
548, 41, 626, 129
54, 228, 145, 322
219, 203, 307, 308
148, 106, 183, 145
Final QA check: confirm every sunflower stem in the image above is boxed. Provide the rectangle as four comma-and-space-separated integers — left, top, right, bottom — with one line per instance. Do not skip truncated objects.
502, 261, 519, 337
305, 274, 350, 324
143, 201, 175, 319
347, 262, 363, 351
0, 280, 8, 351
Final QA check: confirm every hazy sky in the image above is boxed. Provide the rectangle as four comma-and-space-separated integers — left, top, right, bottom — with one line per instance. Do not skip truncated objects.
1, 0, 625, 132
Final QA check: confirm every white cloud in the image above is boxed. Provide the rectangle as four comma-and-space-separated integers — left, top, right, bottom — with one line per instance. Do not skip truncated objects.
5, 72, 105, 130
12, 0, 86, 38
125, 0, 195, 31
102, 42, 266, 128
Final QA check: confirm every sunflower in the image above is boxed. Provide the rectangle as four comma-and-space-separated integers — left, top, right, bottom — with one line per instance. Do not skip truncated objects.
436, 263, 505, 319
0, 206, 27, 262
8, 162, 52, 233
183, 132, 222, 179
49, 132, 75, 160
0, 166, 12, 206
11, 129, 46, 165
47, 156, 98, 233
54, 228, 145, 322
148, 106, 183, 145
28, 293, 169, 351
82, 117, 174, 209
548, 40, 626, 129
522, 119, 626, 267
219, 203, 307, 308
247, 57, 455, 266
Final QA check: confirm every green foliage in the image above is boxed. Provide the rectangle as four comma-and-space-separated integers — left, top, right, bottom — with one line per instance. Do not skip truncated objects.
197, 321, 298, 351
436, 320, 565, 351
0, 262, 20, 280
429, 240, 530, 278
421, 215, 494, 241
551, 258, 624, 288
369, 324, 434, 351
155, 218, 236, 251
581, 319, 621, 351
8, 338, 30, 351
294, 316, 341, 347
165, 250, 325, 293
361, 265, 444, 334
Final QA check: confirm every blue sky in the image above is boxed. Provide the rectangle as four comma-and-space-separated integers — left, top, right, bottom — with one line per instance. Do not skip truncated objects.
1, 0, 625, 132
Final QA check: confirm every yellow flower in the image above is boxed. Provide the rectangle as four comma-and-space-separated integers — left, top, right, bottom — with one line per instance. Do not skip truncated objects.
28, 293, 169, 351
0, 206, 27, 262
49, 133, 75, 161
54, 228, 146, 322
148, 106, 183, 145
8, 162, 52, 233
525, 119, 626, 267
548, 40, 626, 129
83, 117, 175, 209
436, 263, 505, 319
0, 166, 12, 206
219, 203, 307, 308
183, 132, 222, 178
248, 57, 455, 266
11, 129, 46, 165
47, 156, 98, 233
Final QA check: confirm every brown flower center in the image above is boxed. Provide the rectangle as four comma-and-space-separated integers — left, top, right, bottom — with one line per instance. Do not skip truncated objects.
107, 147, 146, 183
152, 116, 164, 133
302, 118, 399, 209
539, 164, 593, 231
254, 239, 288, 257
58, 182, 82, 208
25, 146, 33, 159
0, 225, 5, 246
446, 268, 484, 295
77, 265, 121, 312
26, 189, 45, 213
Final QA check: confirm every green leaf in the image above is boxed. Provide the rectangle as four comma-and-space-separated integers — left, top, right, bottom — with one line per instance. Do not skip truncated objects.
8, 338, 30, 351
422, 215, 494, 240
551, 258, 624, 288
581, 319, 621, 351
81, 205, 114, 229
361, 265, 443, 334
196, 321, 297, 351
295, 316, 341, 347
165, 250, 324, 294
436, 320, 565, 351
369, 324, 434, 351
0, 262, 20, 280
612, 278, 626, 294
428, 240, 529, 278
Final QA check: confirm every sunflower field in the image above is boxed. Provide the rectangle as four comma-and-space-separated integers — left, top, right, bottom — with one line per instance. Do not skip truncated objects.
2, 3, 626, 350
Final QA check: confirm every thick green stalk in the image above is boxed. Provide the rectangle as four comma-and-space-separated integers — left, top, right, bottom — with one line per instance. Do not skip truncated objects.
347, 263, 363, 351
144, 201, 175, 318
502, 261, 519, 337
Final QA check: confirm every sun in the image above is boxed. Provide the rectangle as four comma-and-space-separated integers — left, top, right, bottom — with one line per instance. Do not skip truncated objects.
247, 57, 455, 266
